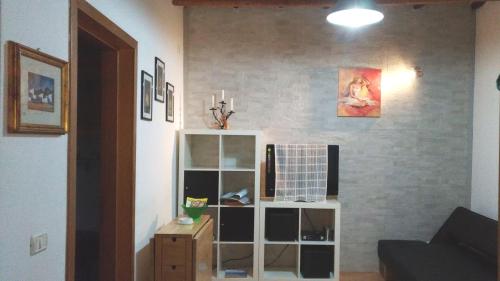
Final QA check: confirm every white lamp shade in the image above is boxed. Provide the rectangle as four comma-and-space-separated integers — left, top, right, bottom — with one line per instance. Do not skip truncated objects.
327, 0, 384, 28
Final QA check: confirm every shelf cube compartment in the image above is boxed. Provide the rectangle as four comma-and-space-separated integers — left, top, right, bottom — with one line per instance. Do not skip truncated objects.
220, 207, 254, 242
212, 244, 218, 279
183, 171, 219, 205
222, 135, 256, 170
265, 208, 299, 242
220, 244, 254, 279
300, 245, 334, 279
300, 208, 335, 242
221, 171, 255, 205
184, 134, 219, 169
264, 244, 299, 279
206, 207, 219, 241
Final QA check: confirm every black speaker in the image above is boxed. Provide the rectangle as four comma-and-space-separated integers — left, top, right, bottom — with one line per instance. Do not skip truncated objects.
265, 145, 339, 197
265, 208, 298, 241
300, 246, 333, 278
265, 145, 276, 197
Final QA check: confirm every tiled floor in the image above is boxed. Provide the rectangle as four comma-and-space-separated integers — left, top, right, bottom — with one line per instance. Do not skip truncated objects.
341, 272, 384, 281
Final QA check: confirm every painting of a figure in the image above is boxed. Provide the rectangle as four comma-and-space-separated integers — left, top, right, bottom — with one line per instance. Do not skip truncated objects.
28, 72, 55, 112
337, 67, 381, 117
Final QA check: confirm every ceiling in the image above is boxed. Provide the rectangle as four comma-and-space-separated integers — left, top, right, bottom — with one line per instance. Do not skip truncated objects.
172, 0, 494, 9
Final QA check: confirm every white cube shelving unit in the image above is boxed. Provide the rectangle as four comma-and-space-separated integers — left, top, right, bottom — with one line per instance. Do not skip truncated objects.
179, 129, 261, 281
259, 200, 341, 281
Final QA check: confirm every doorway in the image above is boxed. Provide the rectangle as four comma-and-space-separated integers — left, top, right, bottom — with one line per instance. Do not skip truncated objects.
67, 1, 137, 281
75, 30, 105, 281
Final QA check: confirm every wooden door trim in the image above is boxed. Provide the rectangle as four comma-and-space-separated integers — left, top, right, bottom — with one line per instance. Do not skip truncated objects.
67, 1, 138, 281
76, 0, 136, 49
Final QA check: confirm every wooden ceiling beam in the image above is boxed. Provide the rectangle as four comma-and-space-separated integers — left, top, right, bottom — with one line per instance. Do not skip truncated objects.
470, 0, 486, 9
172, 0, 497, 7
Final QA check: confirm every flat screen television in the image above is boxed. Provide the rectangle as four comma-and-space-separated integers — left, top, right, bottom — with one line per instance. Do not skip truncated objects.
265, 144, 339, 197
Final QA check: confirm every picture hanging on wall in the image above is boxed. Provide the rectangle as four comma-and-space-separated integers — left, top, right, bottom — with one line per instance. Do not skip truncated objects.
7, 41, 69, 134
155, 57, 166, 102
141, 71, 153, 121
337, 67, 382, 117
166, 82, 174, 122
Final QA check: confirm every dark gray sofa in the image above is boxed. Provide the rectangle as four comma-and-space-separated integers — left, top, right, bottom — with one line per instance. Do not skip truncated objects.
378, 207, 497, 281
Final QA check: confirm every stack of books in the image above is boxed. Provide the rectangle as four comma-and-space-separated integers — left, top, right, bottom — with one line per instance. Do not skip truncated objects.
220, 188, 251, 206
224, 269, 248, 278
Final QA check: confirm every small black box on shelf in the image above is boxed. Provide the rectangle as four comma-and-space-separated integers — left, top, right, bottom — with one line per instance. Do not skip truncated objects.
265, 208, 299, 241
184, 171, 219, 205
220, 207, 254, 242
300, 245, 333, 278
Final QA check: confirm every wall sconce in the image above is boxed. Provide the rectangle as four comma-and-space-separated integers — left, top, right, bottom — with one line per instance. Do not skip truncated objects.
414, 67, 424, 78
381, 65, 421, 93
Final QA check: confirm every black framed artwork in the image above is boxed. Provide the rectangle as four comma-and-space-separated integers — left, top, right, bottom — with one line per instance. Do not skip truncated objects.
155, 57, 165, 102
141, 71, 153, 121
166, 82, 174, 122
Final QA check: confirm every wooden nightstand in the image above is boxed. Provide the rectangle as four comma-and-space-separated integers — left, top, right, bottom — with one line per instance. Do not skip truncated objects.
155, 215, 213, 281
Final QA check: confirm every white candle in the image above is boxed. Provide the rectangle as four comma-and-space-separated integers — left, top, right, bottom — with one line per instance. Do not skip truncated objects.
230, 98, 234, 111
211, 95, 215, 107
221, 90, 225, 101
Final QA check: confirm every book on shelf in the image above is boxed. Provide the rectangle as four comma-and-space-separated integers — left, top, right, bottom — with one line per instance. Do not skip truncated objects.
220, 188, 251, 206
224, 269, 248, 278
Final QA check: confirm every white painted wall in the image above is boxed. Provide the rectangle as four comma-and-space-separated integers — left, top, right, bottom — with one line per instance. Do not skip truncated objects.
0, 1, 69, 280
0, 0, 183, 280
471, 2, 500, 220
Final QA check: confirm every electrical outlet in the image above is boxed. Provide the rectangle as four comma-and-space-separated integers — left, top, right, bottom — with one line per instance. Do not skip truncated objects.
30, 233, 48, 256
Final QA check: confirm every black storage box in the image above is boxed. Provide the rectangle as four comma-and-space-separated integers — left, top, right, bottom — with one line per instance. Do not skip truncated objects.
301, 245, 333, 278
184, 171, 219, 205
220, 207, 254, 242
265, 208, 299, 241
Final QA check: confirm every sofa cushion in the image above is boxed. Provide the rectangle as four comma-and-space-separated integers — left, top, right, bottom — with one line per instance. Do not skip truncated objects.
378, 240, 496, 281
431, 207, 497, 265
378, 240, 427, 265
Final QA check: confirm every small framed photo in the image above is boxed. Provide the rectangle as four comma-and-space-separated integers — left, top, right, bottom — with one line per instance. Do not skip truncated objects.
7, 41, 69, 134
155, 57, 165, 103
141, 71, 153, 121
166, 82, 174, 123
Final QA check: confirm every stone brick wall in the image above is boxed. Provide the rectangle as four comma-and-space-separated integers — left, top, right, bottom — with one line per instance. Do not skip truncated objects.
184, 5, 475, 271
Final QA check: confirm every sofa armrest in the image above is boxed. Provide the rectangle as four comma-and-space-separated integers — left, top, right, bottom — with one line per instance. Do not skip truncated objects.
430, 207, 497, 265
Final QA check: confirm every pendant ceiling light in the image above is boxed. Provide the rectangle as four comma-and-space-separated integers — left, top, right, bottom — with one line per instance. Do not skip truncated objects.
327, 0, 384, 28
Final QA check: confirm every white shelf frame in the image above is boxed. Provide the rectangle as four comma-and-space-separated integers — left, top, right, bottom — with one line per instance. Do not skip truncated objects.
179, 129, 261, 281
259, 200, 341, 281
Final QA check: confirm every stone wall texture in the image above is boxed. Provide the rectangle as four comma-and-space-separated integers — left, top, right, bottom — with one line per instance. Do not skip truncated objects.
184, 5, 475, 271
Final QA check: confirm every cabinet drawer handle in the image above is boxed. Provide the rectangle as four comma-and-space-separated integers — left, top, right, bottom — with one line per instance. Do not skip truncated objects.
171, 237, 176, 242
171, 265, 176, 270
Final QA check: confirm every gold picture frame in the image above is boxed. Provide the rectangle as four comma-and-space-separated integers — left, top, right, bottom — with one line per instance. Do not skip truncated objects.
8, 41, 69, 134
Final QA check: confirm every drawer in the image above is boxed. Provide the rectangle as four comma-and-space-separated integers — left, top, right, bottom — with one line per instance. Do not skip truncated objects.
162, 237, 187, 265
163, 265, 186, 281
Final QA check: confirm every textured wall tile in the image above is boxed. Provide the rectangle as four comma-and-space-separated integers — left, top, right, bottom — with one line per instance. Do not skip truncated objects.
184, 5, 475, 271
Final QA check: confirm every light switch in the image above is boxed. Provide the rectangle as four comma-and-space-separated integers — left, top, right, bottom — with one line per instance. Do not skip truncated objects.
30, 233, 48, 256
